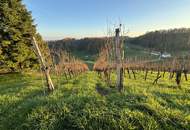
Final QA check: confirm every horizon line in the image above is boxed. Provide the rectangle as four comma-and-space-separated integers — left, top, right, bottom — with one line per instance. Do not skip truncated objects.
43, 27, 190, 41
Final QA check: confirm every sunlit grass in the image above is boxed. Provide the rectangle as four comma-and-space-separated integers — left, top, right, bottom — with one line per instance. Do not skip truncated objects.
0, 71, 189, 130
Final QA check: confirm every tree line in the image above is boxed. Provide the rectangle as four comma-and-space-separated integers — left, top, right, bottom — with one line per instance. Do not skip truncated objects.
129, 28, 190, 54
47, 37, 108, 55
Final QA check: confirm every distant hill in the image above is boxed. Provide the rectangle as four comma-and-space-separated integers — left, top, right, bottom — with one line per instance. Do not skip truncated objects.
47, 38, 109, 69
47, 37, 108, 55
47, 28, 190, 61
129, 28, 190, 54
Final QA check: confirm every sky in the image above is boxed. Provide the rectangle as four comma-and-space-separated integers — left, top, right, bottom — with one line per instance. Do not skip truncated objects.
23, 0, 190, 40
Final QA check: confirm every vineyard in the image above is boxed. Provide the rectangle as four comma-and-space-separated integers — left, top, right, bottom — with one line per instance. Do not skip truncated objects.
94, 52, 190, 87
47, 28, 190, 91
1, 0, 190, 129
1, 26, 190, 130
51, 50, 89, 80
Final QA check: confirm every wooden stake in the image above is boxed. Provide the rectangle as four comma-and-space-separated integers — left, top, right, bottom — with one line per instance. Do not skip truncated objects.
115, 28, 123, 92
32, 37, 54, 91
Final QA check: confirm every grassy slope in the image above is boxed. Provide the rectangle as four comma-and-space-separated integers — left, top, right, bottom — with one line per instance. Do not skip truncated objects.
125, 44, 158, 59
71, 50, 96, 70
0, 72, 190, 130
71, 43, 159, 70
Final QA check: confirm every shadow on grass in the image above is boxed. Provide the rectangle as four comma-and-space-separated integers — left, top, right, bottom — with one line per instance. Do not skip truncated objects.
1, 72, 189, 130
153, 92, 190, 111
0, 73, 49, 129
96, 85, 110, 96
126, 103, 188, 130
0, 73, 31, 95
0, 89, 47, 130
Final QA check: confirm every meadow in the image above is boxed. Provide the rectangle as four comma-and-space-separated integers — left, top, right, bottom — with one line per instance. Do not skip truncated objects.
0, 71, 190, 130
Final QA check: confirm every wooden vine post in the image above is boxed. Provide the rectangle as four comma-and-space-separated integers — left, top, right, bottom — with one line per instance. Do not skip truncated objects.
115, 28, 123, 92
32, 37, 55, 91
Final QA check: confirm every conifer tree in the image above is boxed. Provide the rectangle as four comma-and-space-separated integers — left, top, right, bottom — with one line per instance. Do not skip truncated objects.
0, 0, 50, 72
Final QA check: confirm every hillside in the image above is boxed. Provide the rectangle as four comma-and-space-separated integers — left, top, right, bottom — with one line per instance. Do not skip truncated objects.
47, 38, 108, 69
47, 28, 190, 62
1, 0, 190, 130
0, 72, 190, 130
47, 38, 107, 55
129, 28, 190, 55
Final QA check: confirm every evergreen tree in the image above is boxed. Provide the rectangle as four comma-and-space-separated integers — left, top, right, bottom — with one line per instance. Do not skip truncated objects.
0, 0, 50, 72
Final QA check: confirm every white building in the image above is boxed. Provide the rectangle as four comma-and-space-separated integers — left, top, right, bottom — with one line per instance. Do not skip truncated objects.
161, 52, 171, 58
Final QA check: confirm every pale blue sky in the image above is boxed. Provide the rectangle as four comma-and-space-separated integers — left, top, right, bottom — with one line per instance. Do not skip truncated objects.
23, 0, 190, 40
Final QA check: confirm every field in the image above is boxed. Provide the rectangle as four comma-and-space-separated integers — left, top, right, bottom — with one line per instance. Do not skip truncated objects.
0, 71, 190, 130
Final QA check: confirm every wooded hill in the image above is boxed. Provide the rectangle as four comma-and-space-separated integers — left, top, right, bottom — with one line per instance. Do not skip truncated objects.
129, 28, 190, 54
47, 38, 108, 55
48, 28, 190, 56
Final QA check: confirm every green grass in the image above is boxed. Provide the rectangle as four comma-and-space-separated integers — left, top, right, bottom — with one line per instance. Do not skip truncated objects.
125, 44, 159, 59
0, 71, 190, 130
71, 43, 159, 70
71, 50, 96, 70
